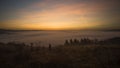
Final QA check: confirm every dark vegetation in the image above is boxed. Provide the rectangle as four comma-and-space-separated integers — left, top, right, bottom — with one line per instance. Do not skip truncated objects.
0, 37, 120, 68
64, 37, 120, 45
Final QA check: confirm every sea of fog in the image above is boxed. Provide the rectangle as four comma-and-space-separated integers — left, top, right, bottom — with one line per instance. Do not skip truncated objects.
0, 31, 120, 46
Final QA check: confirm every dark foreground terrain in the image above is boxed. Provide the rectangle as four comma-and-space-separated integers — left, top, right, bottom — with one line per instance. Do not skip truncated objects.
0, 37, 120, 68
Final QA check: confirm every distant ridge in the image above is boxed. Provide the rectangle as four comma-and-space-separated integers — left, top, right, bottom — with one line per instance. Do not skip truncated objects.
0, 29, 44, 31
0, 29, 120, 31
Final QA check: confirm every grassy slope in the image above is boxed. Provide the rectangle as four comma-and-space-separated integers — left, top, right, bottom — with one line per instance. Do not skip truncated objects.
0, 44, 120, 68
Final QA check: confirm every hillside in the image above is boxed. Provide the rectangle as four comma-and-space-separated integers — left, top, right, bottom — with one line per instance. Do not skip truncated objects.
0, 42, 120, 68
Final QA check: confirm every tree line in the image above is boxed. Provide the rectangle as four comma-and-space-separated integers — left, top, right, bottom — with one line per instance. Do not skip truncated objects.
64, 37, 120, 45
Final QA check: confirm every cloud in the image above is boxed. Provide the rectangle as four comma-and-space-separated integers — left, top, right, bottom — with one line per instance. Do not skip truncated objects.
0, 0, 120, 30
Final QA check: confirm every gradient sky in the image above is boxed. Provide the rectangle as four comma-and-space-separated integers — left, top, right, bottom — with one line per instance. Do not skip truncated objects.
0, 0, 120, 30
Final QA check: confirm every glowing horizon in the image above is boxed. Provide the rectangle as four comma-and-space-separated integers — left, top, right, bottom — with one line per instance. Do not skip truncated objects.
0, 0, 120, 30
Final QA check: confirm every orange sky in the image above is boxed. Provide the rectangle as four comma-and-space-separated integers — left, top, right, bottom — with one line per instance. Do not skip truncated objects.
0, 0, 120, 30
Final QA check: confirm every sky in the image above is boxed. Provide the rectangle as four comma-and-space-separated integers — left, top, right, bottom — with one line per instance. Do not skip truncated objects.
0, 0, 120, 30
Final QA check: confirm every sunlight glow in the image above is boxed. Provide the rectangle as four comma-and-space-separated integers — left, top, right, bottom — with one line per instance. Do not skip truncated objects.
0, 0, 119, 30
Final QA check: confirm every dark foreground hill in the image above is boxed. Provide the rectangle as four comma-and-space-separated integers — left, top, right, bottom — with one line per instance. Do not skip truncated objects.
0, 42, 120, 68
